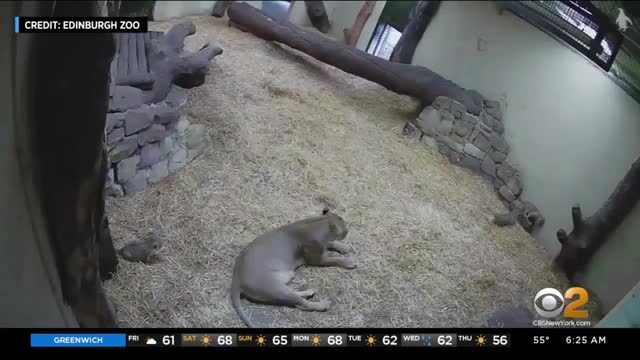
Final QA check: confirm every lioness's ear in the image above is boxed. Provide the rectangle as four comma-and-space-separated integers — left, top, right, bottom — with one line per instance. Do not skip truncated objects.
322, 207, 330, 215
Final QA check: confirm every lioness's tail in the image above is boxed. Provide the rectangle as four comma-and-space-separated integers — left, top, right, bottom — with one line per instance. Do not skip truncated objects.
230, 260, 255, 328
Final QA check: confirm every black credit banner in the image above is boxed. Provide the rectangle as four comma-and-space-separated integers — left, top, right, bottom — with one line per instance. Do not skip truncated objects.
15, 17, 148, 33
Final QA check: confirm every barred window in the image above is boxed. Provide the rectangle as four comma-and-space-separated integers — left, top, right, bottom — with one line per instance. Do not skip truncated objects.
504, 1, 624, 72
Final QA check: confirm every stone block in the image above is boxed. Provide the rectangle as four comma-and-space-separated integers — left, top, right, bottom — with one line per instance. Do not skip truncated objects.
437, 117, 453, 135
165, 85, 188, 109
168, 148, 188, 173
123, 171, 148, 195
506, 175, 523, 197
447, 150, 462, 164
138, 124, 166, 145
402, 122, 422, 140
464, 143, 486, 160
421, 134, 438, 150
473, 131, 492, 152
187, 144, 204, 163
124, 107, 153, 135
116, 155, 140, 184
453, 120, 473, 138
110, 86, 143, 112
437, 142, 450, 156
433, 96, 451, 111
106, 168, 115, 188
107, 127, 124, 145
499, 185, 516, 202
140, 142, 162, 168
148, 160, 169, 184
487, 106, 503, 121
174, 116, 191, 136
458, 155, 482, 173
106, 112, 124, 132
481, 112, 503, 133
492, 120, 505, 134
108, 135, 138, 163
106, 184, 124, 197
416, 107, 440, 136
489, 149, 507, 163
153, 102, 181, 125
497, 163, 516, 183
481, 156, 497, 177
481, 111, 497, 128
484, 99, 500, 109
441, 111, 455, 123
510, 199, 524, 212
451, 133, 466, 145
462, 113, 479, 124
159, 136, 174, 158
489, 133, 510, 153
439, 135, 464, 153
468, 125, 480, 142
186, 124, 205, 150
450, 101, 466, 116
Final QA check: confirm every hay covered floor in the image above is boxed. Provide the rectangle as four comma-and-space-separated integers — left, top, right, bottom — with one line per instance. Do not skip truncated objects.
104, 16, 568, 328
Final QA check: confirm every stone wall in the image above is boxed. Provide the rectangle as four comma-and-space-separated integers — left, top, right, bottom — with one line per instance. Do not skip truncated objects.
104, 85, 204, 197
403, 96, 544, 232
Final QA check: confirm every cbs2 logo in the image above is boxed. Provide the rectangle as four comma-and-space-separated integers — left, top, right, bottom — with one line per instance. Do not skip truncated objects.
534, 287, 589, 318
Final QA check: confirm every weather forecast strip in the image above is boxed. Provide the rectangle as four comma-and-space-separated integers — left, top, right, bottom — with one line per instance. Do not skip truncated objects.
122, 333, 507, 348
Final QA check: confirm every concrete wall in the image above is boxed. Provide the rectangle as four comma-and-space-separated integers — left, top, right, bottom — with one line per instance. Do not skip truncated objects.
410, 0, 640, 311
598, 280, 640, 328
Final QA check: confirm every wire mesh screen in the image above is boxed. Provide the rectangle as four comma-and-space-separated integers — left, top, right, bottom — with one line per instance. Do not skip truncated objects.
522, 1, 598, 49
591, 1, 640, 102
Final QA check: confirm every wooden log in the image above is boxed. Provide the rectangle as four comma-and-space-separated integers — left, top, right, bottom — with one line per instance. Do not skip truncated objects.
345, 1, 375, 46
555, 156, 640, 282
212, 1, 232, 18
143, 22, 223, 103
227, 2, 484, 114
390, 1, 441, 64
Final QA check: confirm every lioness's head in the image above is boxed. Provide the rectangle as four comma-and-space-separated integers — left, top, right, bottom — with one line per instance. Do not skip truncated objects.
322, 207, 349, 240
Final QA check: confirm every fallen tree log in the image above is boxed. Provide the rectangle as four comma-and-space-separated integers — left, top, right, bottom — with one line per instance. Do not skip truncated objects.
390, 1, 441, 64
227, 2, 483, 114
555, 155, 640, 283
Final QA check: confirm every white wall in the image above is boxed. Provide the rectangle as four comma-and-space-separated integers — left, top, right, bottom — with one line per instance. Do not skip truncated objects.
153, 1, 216, 21
153, 1, 265, 21
289, 1, 386, 51
412, 1, 640, 310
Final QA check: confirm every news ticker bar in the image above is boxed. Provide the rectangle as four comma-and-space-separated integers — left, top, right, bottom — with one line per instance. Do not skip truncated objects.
29, 331, 633, 348
15, 17, 148, 33
30, 333, 503, 348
